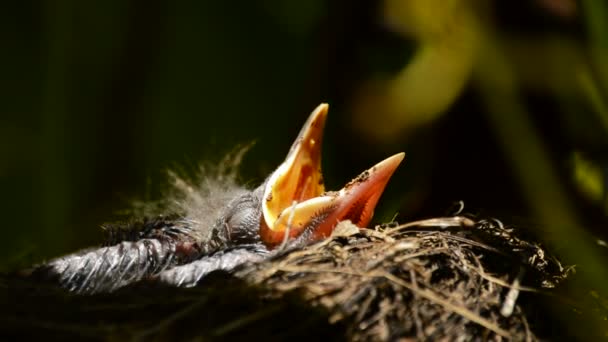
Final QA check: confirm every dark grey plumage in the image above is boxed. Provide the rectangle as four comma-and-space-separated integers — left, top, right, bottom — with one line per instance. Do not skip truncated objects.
31, 148, 272, 294
155, 245, 268, 288
34, 238, 181, 293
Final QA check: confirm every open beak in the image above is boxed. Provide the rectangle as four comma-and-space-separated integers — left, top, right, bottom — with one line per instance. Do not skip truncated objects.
260, 104, 404, 248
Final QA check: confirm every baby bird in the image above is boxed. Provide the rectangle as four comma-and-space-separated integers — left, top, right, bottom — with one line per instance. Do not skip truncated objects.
31, 104, 404, 293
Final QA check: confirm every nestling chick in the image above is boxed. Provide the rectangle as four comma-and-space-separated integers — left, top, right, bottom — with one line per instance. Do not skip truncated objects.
30, 104, 404, 293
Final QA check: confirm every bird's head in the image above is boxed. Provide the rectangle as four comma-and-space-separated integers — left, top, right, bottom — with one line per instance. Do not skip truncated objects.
258, 104, 404, 248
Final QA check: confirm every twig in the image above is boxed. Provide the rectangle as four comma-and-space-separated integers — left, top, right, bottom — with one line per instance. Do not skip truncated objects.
384, 216, 476, 235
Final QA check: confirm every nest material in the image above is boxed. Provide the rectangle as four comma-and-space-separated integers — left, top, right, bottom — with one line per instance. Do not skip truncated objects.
237, 217, 568, 341
1, 216, 570, 341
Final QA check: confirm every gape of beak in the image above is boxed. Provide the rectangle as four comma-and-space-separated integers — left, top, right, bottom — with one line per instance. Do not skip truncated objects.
260, 104, 404, 248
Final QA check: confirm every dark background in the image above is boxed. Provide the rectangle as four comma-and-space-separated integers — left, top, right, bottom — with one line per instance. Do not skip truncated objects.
2, 0, 607, 303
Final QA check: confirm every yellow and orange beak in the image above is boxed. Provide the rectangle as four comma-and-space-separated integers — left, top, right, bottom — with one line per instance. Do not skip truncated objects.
260, 104, 404, 248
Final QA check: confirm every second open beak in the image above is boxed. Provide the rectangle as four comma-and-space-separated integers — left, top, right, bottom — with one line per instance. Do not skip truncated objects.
260, 104, 404, 248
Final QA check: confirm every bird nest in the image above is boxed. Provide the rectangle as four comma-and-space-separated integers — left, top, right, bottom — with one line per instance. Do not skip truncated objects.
2, 215, 569, 341
236, 216, 568, 341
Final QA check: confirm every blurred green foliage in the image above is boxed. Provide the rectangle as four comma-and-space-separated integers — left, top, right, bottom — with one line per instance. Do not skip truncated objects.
2, 0, 608, 337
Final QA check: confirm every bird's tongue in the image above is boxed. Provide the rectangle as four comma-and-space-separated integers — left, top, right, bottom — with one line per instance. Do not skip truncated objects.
260, 104, 404, 248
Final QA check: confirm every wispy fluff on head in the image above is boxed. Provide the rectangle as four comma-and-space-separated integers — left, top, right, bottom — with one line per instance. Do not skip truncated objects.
130, 144, 254, 240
